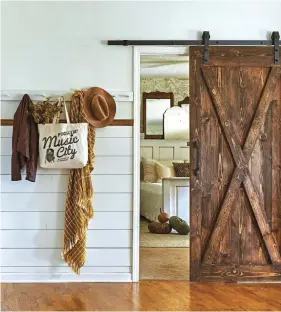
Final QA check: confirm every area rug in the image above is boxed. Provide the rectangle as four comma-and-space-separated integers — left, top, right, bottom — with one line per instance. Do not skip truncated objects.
140, 218, 189, 248
140, 247, 190, 280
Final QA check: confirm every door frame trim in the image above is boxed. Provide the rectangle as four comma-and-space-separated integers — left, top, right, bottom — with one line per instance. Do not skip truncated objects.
132, 46, 188, 282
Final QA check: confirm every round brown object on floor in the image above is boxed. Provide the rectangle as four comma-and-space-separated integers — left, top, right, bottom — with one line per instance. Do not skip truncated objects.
148, 222, 172, 234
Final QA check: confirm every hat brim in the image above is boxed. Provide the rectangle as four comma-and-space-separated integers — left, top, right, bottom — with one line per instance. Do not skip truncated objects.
83, 87, 116, 128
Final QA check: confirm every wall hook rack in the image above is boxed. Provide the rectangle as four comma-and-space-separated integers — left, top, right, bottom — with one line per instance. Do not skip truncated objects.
0, 90, 134, 127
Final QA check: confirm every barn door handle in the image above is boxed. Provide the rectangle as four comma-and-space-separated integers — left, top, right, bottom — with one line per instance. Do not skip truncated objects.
193, 140, 200, 176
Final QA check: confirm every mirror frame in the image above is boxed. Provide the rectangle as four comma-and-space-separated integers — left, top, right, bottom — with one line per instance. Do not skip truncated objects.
143, 91, 174, 139
178, 96, 190, 106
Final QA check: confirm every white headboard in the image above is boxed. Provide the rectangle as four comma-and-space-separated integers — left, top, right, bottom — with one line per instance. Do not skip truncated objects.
140, 139, 190, 161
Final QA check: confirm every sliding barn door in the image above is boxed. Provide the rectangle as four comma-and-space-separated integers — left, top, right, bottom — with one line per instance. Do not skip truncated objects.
190, 47, 281, 282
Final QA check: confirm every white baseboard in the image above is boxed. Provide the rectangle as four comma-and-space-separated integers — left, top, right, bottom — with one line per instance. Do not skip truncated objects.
1, 273, 132, 283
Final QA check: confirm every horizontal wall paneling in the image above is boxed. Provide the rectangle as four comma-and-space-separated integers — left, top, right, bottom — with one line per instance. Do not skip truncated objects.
1, 137, 133, 157
1, 229, 132, 248
1, 156, 133, 175
1, 175, 132, 193
1, 211, 132, 230
0, 92, 134, 282
1, 248, 131, 267
1, 193, 133, 212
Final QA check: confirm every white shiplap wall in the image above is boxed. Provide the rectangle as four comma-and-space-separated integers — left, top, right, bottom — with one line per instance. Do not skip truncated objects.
0, 95, 134, 282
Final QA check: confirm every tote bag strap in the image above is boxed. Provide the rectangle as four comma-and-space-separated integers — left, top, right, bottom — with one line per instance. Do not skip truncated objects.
52, 96, 71, 124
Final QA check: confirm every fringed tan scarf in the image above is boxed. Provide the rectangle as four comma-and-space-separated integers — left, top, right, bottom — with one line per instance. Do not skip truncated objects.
63, 90, 96, 274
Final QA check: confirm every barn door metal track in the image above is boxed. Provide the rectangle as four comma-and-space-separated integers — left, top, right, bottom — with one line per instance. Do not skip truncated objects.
107, 31, 280, 46
108, 31, 280, 64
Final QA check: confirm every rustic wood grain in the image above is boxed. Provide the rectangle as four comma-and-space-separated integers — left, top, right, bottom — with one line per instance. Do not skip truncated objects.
243, 67, 270, 265
262, 101, 273, 231
190, 46, 281, 281
191, 46, 281, 67
227, 66, 242, 265
189, 47, 203, 281
199, 264, 281, 282
202, 66, 281, 265
271, 81, 281, 248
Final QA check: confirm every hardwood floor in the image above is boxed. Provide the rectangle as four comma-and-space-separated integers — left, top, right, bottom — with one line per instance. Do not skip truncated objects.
2, 281, 281, 311
140, 247, 189, 280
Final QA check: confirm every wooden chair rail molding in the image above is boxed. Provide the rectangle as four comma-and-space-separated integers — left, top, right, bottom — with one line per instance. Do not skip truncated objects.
0, 119, 134, 126
1, 90, 134, 126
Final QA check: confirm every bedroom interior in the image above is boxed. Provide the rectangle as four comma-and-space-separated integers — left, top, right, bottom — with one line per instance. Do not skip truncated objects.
139, 55, 190, 280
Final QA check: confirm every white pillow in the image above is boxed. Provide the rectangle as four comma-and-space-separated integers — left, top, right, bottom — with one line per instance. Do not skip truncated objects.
141, 158, 188, 182
142, 157, 158, 182
156, 162, 175, 182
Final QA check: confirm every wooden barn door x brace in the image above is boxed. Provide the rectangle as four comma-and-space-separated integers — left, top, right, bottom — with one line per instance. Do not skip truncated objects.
108, 31, 281, 282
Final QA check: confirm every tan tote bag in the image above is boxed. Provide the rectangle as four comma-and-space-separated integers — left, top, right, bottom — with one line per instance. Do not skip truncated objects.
38, 97, 88, 169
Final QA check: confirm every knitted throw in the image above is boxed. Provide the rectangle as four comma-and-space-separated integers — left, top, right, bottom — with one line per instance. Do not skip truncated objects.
62, 90, 96, 274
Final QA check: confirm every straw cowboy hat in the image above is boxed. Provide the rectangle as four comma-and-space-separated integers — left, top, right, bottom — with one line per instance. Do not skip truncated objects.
83, 87, 116, 128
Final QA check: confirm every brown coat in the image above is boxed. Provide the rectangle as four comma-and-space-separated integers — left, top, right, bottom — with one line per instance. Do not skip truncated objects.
11, 94, 39, 182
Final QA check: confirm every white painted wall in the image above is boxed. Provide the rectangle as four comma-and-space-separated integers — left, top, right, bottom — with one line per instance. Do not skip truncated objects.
1, 1, 280, 282
2, 1, 281, 90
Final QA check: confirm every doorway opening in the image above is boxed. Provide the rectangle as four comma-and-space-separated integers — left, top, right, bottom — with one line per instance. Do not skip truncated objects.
132, 44, 281, 283
133, 47, 190, 281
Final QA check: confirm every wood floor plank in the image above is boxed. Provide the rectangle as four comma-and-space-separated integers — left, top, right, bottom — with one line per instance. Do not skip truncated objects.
2, 281, 281, 311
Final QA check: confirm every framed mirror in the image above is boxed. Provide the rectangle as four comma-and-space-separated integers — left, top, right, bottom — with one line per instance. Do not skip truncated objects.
164, 106, 189, 140
143, 91, 174, 139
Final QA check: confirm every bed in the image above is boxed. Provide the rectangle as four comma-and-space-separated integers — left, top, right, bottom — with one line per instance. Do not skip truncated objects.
140, 181, 162, 222
162, 177, 190, 224
140, 178, 190, 223
140, 139, 190, 223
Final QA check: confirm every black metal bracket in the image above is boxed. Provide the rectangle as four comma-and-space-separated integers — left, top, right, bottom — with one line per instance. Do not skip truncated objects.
202, 31, 210, 64
272, 31, 280, 64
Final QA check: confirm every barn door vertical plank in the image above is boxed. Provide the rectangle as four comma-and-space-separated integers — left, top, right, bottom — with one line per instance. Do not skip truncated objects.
189, 47, 203, 281
272, 79, 281, 247
239, 67, 258, 266
200, 66, 220, 262
227, 66, 242, 265
261, 96, 273, 230
243, 67, 270, 265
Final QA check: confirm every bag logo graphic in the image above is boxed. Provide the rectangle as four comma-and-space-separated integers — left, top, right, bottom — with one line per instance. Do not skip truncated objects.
42, 130, 79, 163
46, 148, 55, 163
